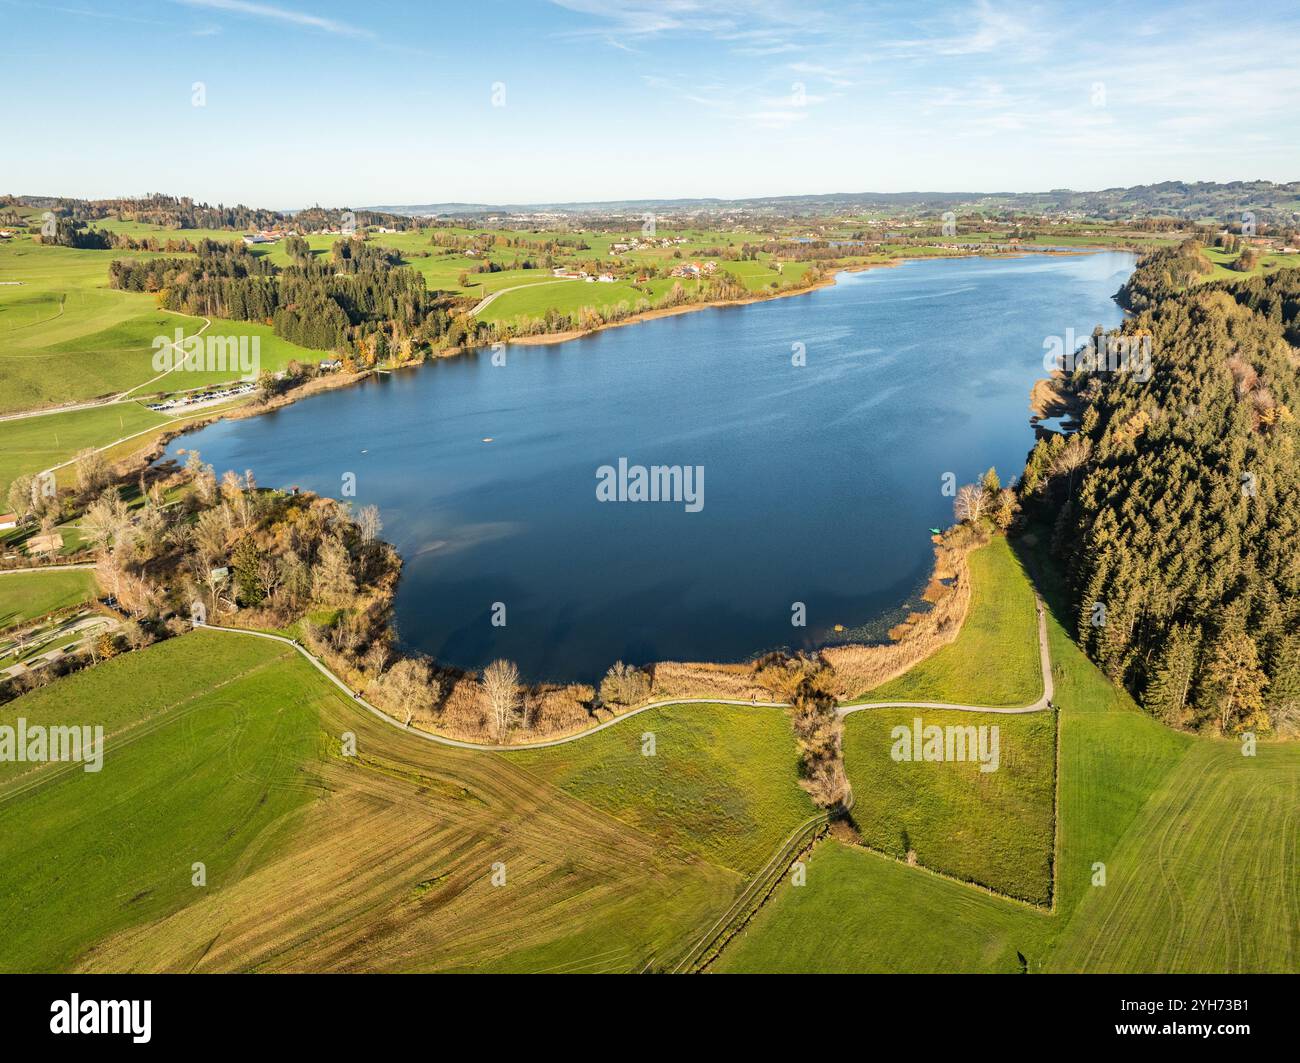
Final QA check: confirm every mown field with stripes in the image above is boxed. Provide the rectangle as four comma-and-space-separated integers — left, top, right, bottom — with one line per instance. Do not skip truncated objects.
1, 539, 1293, 973
0, 631, 806, 973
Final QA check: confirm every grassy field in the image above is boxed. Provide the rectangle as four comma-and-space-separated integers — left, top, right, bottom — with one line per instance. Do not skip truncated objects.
1, 526, 1293, 973
715, 539, 1298, 972
2, 304, 197, 414
0, 401, 169, 502
508, 702, 816, 876
479, 276, 676, 325
479, 262, 817, 327
833, 536, 1055, 907
0, 230, 319, 404
0, 628, 330, 966
850, 535, 1041, 706
0, 569, 99, 630
842, 707, 1056, 903
1198, 246, 1300, 283
0, 631, 770, 973
1051, 738, 1297, 972
0, 233, 322, 500
714, 837, 1053, 973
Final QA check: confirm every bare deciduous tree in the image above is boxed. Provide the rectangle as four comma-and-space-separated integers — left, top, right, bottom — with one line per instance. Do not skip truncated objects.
311, 535, 356, 605
84, 489, 132, 555
74, 447, 110, 499
481, 659, 521, 740
6, 474, 34, 522
221, 470, 255, 528
954, 483, 986, 523
373, 657, 442, 724
356, 504, 382, 543
600, 660, 650, 706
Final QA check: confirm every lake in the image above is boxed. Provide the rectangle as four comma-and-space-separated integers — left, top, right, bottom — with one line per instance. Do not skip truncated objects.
164, 251, 1135, 682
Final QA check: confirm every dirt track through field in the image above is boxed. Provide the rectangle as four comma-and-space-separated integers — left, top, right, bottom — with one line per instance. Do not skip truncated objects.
202, 594, 1053, 755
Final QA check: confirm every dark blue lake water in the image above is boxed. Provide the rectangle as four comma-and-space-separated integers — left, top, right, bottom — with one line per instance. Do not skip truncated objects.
164, 251, 1134, 682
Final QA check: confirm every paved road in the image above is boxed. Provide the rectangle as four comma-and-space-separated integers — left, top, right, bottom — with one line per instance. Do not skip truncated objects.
0, 311, 212, 423
1, 614, 119, 679
204, 594, 1053, 753
468, 277, 579, 317
0, 563, 97, 574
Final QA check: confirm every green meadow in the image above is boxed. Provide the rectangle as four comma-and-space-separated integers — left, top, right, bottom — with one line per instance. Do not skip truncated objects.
843, 707, 1056, 904
850, 535, 1041, 706
0, 635, 325, 971
1198, 245, 1300, 282
508, 701, 816, 877
480, 276, 676, 324
715, 838, 1052, 973
716, 543, 1297, 973
0, 634, 779, 973
0, 234, 324, 414
0, 233, 324, 501
0, 569, 99, 630
0, 402, 168, 502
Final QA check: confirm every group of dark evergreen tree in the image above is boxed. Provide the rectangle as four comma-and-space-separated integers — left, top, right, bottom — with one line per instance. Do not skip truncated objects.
21, 193, 283, 231
35, 218, 112, 249
19, 194, 408, 235
108, 237, 478, 357
1020, 241, 1299, 736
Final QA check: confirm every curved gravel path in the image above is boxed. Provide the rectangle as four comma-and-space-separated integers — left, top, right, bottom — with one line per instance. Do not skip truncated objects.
203, 595, 1053, 752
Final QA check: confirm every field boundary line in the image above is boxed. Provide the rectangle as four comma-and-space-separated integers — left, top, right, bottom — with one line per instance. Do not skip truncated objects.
841, 836, 1056, 914
1050, 684, 1061, 914
669, 810, 834, 974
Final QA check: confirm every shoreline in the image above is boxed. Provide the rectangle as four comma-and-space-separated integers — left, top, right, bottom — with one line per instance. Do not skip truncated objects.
504, 257, 898, 346
94, 247, 1112, 698
112, 255, 926, 466
102, 244, 1104, 459
504, 246, 1097, 348
7, 246, 1139, 745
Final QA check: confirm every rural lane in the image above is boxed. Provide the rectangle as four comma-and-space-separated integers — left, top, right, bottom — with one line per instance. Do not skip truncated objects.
0, 563, 98, 574
203, 594, 1054, 753
0, 311, 212, 423
468, 277, 579, 317
839, 596, 1055, 719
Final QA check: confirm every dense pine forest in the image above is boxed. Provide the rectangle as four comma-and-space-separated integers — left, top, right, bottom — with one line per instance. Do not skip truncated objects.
1021, 244, 1300, 736
108, 238, 475, 356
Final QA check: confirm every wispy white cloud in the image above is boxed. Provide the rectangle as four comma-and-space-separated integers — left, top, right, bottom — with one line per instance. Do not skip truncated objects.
31, 3, 169, 25
548, 0, 823, 45
747, 108, 810, 128
877, 0, 1044, 59
172, 0, 372, 38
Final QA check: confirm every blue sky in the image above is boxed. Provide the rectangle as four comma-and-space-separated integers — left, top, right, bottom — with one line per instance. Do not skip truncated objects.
5, 0, 1299, 208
